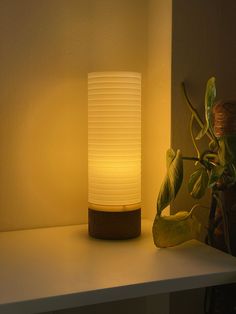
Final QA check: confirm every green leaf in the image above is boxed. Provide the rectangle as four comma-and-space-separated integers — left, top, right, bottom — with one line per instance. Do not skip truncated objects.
188, 167, 209, 199
166, 148, 176, 168
195, 123, 209, 141
209, 139, 218, 151
218, 137, 234, 166
205, 77, 216, 130
200, 151, 218, 168
208, 165, 225, 188
156, 149, 183, 215
196, 77, 216, 140
152, 210, 200, 248
227, 164, 236, 187
218, 137, 227, 166
218, 135, 236, 166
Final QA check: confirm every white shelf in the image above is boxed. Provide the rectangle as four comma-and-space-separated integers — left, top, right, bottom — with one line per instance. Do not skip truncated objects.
1, 220, 236, 314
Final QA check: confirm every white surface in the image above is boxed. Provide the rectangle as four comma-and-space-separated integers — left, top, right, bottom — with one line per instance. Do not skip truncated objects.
1, 220, 236, 314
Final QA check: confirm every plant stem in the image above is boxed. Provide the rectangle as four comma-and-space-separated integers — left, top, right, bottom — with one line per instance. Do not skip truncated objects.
181, 82, 214, 141
190, 114, 201, 160
182, 156, 212, 169
182, 156, 200, 161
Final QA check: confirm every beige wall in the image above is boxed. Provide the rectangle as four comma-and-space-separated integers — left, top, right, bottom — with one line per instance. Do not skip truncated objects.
88, 0, 147, 73
143, 0, 172, 219
0, 0, 89, 231
0, 0, 147, 231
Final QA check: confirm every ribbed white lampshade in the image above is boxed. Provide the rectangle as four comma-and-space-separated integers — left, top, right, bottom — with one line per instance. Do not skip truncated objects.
88, 72, 141, 211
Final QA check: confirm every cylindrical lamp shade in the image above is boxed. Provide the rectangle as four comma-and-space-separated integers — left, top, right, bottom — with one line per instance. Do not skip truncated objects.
88, 72, 141, 239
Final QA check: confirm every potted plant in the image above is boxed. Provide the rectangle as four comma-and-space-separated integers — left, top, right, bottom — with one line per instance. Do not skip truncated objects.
152, 77, 236, 254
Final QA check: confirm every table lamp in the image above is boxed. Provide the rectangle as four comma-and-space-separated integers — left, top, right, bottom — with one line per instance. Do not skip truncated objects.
88, 71, 141, 239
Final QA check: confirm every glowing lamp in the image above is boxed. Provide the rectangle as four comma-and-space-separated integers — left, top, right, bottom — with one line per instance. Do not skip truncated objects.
88, 71, 141, 239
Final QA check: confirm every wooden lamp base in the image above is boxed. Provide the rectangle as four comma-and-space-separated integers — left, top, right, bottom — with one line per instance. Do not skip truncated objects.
88, 208, 141, 240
